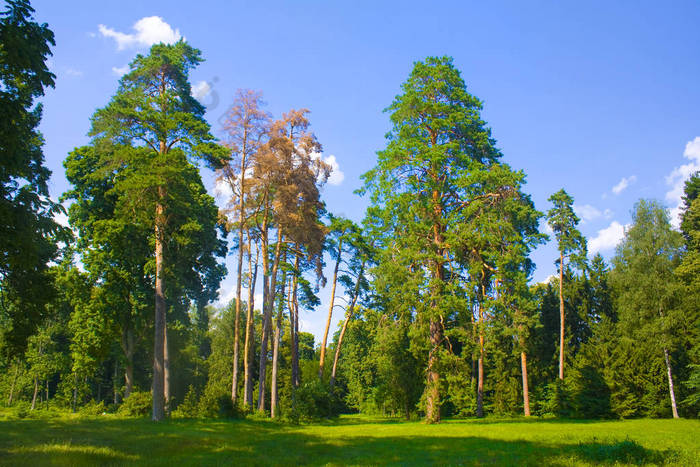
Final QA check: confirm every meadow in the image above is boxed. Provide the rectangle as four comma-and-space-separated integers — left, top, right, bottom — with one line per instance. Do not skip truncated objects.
0, 413, 697, 466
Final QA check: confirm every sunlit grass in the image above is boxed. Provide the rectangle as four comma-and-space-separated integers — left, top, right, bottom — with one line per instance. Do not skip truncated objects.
0, 412, 697, 465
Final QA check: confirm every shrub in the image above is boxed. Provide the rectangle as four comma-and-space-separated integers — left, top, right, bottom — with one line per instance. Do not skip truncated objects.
117, 391, 152, 417
79, 400, 106, 416
283, 380, 342, 423
172, 386, 199, 419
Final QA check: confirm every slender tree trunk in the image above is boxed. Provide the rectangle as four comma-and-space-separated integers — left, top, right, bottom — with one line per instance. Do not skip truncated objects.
232, 173, 247, 405
7, 361, 19, 406
164, 324, 171, 415
45, 379, 49, 410
122, 327, 135, 398
330, 313, 350, 389
152, 187, 167, 421
330, 259, 365, 388
663, 347, 680, 418
72, 373, 78, 413
31, 377, 39, 411
271, 262, 286, 419
290, 253, 301, 390
113, 361, 119, 405
243, 238, 258, 410
559, 252, 565, 380
521, 351, 530, 416
319, 239, 343, 380
258, 227, 283, 413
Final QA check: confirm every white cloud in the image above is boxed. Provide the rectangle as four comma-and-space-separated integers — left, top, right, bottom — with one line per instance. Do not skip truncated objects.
574, 204, 602, 223
538, 274, 557, 285
112, 65, 129, 76
612, 175, 637, 195
191, 80, 211, 102
588, 221, 627, 255
666, 137, 700, 228
310, 152, 344, 186
98, 16, 181, 50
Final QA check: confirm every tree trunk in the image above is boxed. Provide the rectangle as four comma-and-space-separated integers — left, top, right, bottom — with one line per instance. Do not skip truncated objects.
521, 351, 530, 416
663, 347, 680, 419
113, 361, 119, 405
231, 201, 246, 406
330, 259, 365, 388
152, 188, 167, 421
164, 324, 171, 415
271, 262, 287, 419
477, 281, 485, 418
258, 227, 283, 413
31, 377, 39, 411
7, 361, 19, 406
559, 252, 565, 380
45, 379, 49, 410
425, 319, 442, 423
122, 327, 135, 398
319, 238, 343, 380
72, 373, 78, 413
330, 313, 350, 389
243, 238, 258, 410
290, 253, 301, 390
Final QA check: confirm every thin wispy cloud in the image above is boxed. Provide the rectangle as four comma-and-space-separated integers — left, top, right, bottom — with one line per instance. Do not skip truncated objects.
111, 65, 129, 76
98, 16, 181, 50
612, 175, 636, 195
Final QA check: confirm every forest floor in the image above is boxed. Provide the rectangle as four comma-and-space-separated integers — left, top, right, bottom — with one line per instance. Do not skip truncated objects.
0, 412, 698, 466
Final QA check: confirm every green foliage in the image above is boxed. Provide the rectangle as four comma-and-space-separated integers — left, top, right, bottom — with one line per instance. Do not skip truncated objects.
171, 385, 199, 418
540, 379, 572, 418
116, 391, 151, 417
284, 379, 340, 423
547, 189, 587, 264
78, 400, 106, 417
0, 0, 66, 355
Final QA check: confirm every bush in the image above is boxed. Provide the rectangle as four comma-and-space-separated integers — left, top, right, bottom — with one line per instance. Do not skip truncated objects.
283, 380, 342, 423
197, 387, 241, 419
172, 386, 199, 419
117, 391, 152, 417
79, 400, 106, 416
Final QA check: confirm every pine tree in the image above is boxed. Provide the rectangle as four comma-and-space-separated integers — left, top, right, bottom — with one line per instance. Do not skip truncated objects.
546, 189, 586, 380
87, 41, 227, 421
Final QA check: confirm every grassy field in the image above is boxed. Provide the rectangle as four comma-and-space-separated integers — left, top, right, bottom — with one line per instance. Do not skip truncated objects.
0, 413, 698, 466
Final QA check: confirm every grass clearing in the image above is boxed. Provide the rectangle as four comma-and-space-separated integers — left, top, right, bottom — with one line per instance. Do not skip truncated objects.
0, 413, 697, 465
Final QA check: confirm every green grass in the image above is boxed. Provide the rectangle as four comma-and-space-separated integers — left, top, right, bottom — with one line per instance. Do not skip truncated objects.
0, 413, 698, 466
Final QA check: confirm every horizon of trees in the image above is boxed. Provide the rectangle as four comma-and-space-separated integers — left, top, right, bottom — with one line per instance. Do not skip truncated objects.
1, 1, 698, 423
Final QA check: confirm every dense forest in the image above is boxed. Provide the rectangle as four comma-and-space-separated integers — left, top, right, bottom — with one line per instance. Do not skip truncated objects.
1, 0, 698, 425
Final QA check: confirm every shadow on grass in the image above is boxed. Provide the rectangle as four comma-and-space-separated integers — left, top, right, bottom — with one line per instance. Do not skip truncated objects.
0, 417, 677, 466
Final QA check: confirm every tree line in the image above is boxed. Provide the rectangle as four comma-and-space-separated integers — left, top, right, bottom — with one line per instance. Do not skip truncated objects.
1, 1, 698, 423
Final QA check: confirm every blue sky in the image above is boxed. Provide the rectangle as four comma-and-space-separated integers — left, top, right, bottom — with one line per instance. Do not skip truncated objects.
31, 0, 700, 340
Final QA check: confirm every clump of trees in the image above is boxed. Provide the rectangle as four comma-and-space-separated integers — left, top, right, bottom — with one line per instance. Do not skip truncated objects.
1, 1, 699, 423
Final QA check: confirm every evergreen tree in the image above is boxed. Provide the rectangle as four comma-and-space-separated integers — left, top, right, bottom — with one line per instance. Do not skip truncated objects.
363, 56, 540, 422
546, 189, 587, 380
86, 41, 227, 421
